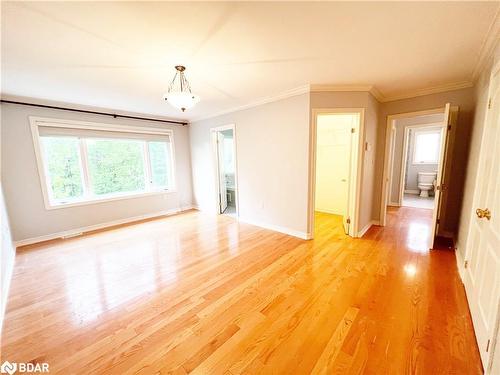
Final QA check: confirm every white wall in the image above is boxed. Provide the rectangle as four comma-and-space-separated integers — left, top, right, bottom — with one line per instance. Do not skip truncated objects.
190, 93, 311, 237
1, 117, 15, 328
1, 183, 15, 326
1, 103, 194, 242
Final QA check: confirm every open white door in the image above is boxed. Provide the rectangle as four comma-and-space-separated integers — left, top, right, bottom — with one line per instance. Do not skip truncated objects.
315, 120, 350, 231
430, 103, 451, 249
462, 63, 500, 371
217, 132, 228, 213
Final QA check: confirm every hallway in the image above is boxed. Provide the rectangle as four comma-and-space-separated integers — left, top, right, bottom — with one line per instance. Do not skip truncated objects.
1, 207, 481, 374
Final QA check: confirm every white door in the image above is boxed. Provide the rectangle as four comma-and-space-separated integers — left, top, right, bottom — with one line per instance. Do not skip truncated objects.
217, 132, 228, 213
430, 103, 451, 249
463, 63, 500, 370
436, 107, 459, 237
315, 115, 352, 233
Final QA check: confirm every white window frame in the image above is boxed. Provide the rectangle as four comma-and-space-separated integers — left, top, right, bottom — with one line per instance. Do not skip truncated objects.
30, 116, 177, 210
412, 128, 441, 165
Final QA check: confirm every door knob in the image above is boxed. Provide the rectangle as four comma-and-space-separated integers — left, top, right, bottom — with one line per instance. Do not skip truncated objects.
476, 208, 491, 220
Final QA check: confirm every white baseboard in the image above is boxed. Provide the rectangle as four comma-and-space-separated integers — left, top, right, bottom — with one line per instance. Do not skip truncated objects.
388, 201, 401, 207
357, 220, 380, 238
404, 189, 420, 195
455, 246, 466, 283
14, 205, 195, 247
315, 208, 341, 215
237, 217, 310, 240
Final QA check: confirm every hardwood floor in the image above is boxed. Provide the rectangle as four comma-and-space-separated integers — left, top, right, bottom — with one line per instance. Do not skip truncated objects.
2, 207, 482, 374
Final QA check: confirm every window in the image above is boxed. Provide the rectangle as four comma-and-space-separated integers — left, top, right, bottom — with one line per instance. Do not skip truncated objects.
148, 141, 172, 189
413, 129, 441, 164
41, 136, 84, 202
32, 118, 175, 208
86, 139, 146, 196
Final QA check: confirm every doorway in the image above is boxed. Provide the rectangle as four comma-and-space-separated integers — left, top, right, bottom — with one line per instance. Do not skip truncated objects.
390, 117, 445, 211
380, 104, 457, 249
211, 124, 238, 217
309, 109, 363, 238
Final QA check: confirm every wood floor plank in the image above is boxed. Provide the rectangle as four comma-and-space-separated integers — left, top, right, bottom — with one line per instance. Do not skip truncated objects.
311, 307, 359, 375
1, 207, 482, 374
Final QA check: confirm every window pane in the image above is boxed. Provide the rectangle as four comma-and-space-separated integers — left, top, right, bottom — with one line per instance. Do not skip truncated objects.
87, 139, 145, 196
41, 136, 84, 201
414, 132, 440, 163
148, 141, 171, 189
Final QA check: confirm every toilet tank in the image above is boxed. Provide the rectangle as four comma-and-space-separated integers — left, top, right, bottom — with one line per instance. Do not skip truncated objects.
417, 172, 437, 184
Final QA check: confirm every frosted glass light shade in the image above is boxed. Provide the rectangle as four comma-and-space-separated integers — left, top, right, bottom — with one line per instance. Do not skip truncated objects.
164, 92, 200, 112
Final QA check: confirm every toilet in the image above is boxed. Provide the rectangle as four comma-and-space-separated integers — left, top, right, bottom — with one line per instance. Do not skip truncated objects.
417, 172, 437, 197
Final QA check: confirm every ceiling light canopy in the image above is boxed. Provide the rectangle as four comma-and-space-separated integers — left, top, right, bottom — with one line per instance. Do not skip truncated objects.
163, 65, 200, 112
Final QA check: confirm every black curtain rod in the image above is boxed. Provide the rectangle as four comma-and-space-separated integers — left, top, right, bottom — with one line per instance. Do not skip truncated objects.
0, 100, 188, 126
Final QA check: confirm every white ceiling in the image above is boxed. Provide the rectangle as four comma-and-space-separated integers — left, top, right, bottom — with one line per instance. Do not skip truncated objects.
1, 1, 499, 121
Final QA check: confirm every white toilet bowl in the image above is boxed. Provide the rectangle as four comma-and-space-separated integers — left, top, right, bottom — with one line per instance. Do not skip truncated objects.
417, 172, 437, 198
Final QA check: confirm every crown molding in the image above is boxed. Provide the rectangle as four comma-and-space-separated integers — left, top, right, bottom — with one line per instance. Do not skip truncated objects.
309, 84, 373, 92
5, 78, 478, 126
192, 79, 477, 122
309, 84, 385, 102
309, 81, 473, 103
191, 84, 310, 122
378, 81, 474, 103
472, 6, 500, 82
368, 86, 384, 102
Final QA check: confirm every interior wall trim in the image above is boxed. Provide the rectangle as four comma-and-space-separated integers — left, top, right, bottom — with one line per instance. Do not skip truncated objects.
193, 80, 475, 123
379, 81, 474, 103
14, 206, 195, 248
472, 6, 500, 82
357, 220, 379, 238
237, 216, 310, 240
191, 85, 310, 122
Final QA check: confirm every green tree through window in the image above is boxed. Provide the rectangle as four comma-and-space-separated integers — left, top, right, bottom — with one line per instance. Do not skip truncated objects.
149, 141, 170, 188
38, 130, 172, 206
87, 139, 146, 195
41, 137, 83, 200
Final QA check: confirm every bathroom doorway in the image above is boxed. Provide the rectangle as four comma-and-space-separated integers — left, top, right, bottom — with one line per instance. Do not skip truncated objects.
399, 124, 444, 210
381, 104, 459, 249
309, 109, 363, 238
211, 124, 238, 217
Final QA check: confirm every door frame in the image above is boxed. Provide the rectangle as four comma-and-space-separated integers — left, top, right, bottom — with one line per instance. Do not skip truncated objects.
391, 123, 445, 207
379, 107, 445, 226
210, 124, 239, 216
308, 108, 365, 238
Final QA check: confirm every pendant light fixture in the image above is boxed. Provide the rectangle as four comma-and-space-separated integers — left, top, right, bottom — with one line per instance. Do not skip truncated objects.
163, 65, 200, 112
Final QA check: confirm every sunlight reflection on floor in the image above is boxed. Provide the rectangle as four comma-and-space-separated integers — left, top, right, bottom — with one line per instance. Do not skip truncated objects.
406, 222, 431, 253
